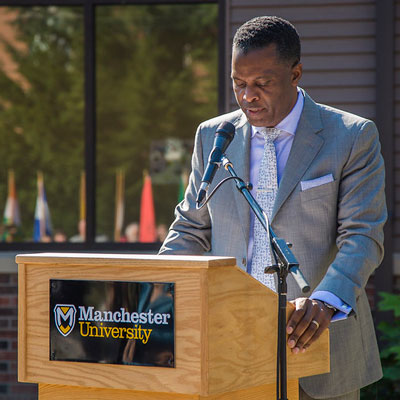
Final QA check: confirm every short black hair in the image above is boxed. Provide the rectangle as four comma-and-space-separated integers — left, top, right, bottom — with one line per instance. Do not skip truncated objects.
233, 16, 301, 65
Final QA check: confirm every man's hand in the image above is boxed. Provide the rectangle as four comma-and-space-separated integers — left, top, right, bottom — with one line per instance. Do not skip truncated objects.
286, 297, 334, 354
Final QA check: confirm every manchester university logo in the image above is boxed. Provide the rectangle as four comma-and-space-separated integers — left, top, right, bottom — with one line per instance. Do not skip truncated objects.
54, 304, 77, 337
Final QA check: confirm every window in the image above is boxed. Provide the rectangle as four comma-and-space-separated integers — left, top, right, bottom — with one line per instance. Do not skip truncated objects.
0, 6, 84, 244
96, 4, 218, 243
0, 1, 221, 250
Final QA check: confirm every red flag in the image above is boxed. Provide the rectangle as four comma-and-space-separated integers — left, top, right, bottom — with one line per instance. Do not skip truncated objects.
139, 172, 157, 242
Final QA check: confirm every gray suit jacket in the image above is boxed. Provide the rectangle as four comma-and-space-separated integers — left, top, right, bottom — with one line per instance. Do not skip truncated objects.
159, 91, 386, 398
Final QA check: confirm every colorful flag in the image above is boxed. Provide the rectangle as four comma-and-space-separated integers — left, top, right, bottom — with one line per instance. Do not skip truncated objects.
3, 170, 21, 242
33, 171, 52, 242
114, 169, 125, 242
139, 171, 157, 242
178, 170, 189, 202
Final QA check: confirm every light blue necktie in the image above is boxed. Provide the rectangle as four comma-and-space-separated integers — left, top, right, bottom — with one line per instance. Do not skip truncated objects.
251, 128, 281, 291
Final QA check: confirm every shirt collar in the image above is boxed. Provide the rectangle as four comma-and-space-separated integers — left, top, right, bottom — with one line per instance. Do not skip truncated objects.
251, 88, 304, 138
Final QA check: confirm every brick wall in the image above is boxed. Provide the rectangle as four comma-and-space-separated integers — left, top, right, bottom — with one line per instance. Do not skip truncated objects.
0, 273, 37, 400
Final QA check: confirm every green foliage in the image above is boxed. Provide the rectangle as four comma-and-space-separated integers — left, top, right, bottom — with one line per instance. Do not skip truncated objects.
0, 6, 84, 239
0, 4, 218, 241
377, 292, 400, 317
361, 292, 400, 399
95, 4, 218, 237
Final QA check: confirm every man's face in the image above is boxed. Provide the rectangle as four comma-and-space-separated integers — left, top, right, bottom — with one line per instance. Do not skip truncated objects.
231, 44, 302, 127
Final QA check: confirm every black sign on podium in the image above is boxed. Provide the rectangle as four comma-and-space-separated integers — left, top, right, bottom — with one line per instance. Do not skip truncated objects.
50, 279, 175, 368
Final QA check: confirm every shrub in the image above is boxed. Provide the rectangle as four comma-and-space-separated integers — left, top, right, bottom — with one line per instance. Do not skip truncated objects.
361, 292, 400, 398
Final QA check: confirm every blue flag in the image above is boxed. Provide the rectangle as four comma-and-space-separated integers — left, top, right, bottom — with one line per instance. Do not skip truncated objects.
33, 172, 52, 242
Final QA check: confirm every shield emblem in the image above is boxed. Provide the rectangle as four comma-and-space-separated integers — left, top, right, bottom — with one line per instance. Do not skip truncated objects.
54, 304, 76, 337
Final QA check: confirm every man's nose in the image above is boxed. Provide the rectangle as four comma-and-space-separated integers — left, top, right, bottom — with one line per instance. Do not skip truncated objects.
243, 86, 259, 102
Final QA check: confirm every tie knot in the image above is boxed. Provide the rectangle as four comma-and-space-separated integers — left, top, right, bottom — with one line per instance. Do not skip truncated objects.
258, 127, 281, 143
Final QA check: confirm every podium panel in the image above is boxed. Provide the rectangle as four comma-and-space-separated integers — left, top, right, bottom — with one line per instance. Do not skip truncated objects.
17, 253, 329, 399
39, 380, 299, 399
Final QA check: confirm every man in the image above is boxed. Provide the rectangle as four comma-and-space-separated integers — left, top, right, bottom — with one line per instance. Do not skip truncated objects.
159, 16, 386, 400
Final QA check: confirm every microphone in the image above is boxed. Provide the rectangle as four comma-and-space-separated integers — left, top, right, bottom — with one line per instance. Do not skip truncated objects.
196, 121, 235, 205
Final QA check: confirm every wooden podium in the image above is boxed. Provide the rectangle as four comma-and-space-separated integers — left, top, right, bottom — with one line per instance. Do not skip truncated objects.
17, 253, 329, 399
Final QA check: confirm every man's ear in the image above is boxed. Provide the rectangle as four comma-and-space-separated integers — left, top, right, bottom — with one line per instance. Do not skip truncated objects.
292, 62, 302, 86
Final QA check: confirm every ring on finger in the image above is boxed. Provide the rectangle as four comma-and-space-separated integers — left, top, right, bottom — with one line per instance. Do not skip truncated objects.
311, 320, 320, 329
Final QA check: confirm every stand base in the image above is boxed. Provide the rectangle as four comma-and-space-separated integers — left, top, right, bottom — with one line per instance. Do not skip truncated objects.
39, 380, 299, 399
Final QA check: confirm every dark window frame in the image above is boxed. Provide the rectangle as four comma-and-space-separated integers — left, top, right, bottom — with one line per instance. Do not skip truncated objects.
0, 0, 225, 251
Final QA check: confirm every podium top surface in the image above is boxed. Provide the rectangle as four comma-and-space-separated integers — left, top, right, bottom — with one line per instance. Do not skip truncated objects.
16, 253, 237, 269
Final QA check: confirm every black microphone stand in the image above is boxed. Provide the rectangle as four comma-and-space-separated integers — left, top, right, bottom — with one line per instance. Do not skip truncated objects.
219, 155, 310, 400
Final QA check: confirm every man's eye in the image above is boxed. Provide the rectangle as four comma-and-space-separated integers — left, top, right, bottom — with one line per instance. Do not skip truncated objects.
234, 82, 245, 88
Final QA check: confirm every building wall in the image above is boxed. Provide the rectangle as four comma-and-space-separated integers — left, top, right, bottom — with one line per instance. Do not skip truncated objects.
226, 0, 376, 120
0, 273, 37, 400
395, 0, 400, 252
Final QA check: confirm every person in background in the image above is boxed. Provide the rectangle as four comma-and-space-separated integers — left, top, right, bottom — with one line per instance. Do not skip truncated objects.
156, 223, 168, 242
54, 230, 67, 242
69, 219, 108, 242
125, 222, 139, 243
70, 219, 86, 242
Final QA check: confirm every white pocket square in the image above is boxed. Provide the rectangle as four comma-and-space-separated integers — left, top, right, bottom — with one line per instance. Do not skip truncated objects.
301, 174, 334, 191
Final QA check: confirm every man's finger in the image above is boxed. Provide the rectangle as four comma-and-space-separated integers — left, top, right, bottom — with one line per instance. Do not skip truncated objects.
299, 307, 333, 348
289, 300, 335, 353
287, 305, 317, 350
290, 318, 321, 353
286, 298, 308, 334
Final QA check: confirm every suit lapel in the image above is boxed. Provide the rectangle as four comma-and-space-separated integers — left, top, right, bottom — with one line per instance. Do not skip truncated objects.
228, 112, 251, 245
272, 93, 324, 220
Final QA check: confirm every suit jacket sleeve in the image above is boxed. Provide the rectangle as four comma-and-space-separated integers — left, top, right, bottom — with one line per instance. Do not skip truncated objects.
313, 120, 387, 313
159, 124, 212, 255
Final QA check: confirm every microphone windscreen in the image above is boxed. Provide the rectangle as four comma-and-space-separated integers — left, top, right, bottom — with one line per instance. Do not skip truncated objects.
216, 121, 235, 139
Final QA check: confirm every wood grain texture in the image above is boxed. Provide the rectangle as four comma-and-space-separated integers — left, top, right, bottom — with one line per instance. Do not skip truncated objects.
200, 269, 209, 396
16, 253, 236, 268
39, 384, 200, 400
207, 265, 329, 394
19, 254, 328, 400
203, 379, 299, 399
19, 258, 209, 395
208, 266, 278, 394
39, 380, 299, 400
17, 263, 27, 383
